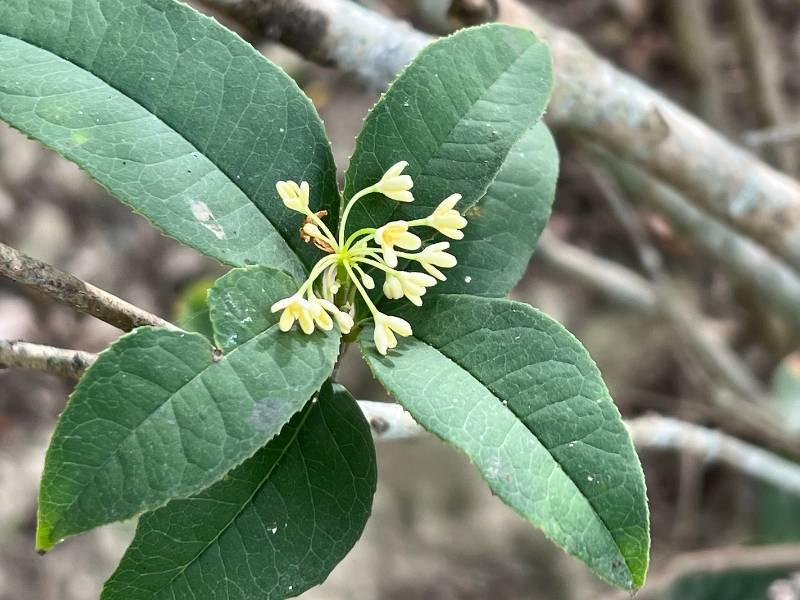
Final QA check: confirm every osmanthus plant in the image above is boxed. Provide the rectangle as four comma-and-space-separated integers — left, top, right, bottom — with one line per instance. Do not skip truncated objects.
0, 0, 649, 597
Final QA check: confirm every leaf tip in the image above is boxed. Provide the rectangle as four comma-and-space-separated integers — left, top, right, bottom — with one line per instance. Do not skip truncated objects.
34, 517, 57, 554
36, 533, 55, 556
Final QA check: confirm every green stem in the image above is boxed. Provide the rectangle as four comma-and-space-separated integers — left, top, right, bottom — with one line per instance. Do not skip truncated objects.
348, 247, 383, 261
357, 257, 398, 275
344, 261, 380, 315
343, 228, 376, 251
351, 262, 376, 284
395, 250, 424, 262
297, 255, 337, 296
338, 185, 376, 247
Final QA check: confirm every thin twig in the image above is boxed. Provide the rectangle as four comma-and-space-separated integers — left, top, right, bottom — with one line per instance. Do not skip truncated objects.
732, 0, 798, 173
0, 241, 174, 331
198, 0, 800, 274
628, 415, 800, 496
599, 543, 800, 600
667, 0, 727, 130
744, 123, 800, 149
673, 435, 705, 545
0, 340, 94, 380
535, 230, 658, 313
0, 337, 422, 436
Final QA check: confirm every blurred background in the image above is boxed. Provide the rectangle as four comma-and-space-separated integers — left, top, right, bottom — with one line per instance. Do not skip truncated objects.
2, 1, 800, 599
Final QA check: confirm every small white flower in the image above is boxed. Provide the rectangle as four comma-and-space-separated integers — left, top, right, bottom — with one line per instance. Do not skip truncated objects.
373, 312, 412, 355
383, 273, 404, 300
317, 298, 354, 334
374, 221, 421, 268
270, 294, 316, 334
427, 193, 467, 239
352, 264, 375, 289
383, 271, 437, 306
276, 180, 310, 213
374, 161, 414, 203
308, 296, 334, 331
414, 242, 457, 281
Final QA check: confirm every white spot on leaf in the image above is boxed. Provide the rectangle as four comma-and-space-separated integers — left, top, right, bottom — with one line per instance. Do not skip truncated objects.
191, 200, 212, 221
190, 200, 226, 240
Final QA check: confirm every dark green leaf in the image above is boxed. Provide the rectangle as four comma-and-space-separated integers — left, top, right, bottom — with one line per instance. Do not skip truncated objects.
102, 382, 376, 600
37, 267, 339, 551
343, 23, 552, 236
359, 294, 649, 590
0, 0, 337, 277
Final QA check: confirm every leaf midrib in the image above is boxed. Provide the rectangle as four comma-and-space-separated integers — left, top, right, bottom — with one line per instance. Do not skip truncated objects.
0, 33, 305, 271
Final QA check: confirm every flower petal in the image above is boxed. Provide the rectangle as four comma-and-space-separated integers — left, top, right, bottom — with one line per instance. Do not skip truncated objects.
383, 246, 398, 268
385, 190, 414, 203
437, 193, 461, 213
385, 161, 408, 179
279, 309, 296, 332
374, 324, 389, 355
442, 228, 465, 240
297, 310, 315, 335
421, 263, 447, 281
396, 232, 422, 250
270, 296, 293, 312
386, 315, 412, 337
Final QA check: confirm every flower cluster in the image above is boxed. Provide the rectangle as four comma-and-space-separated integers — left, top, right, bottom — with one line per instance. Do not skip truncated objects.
271, 161, 466, 355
